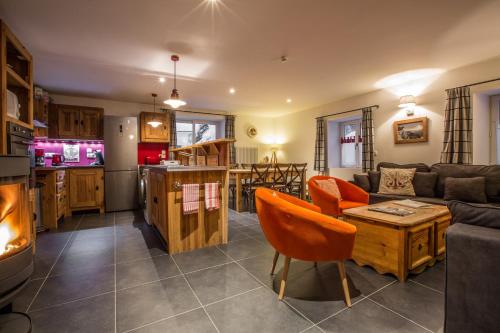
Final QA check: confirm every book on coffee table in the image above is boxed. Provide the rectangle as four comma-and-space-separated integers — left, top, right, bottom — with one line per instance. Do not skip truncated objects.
367, 206, 415, 216
394, 199, 432, 209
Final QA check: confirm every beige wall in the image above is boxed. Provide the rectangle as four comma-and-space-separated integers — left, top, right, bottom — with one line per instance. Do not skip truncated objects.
254, 56, 500, 180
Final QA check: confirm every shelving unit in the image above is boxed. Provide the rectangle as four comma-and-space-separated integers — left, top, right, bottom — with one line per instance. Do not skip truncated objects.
170, 138, 234, 167
1, 20, 34, 153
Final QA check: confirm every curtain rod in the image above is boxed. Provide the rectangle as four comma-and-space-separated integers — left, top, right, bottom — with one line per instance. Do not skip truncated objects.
160, 108, 228, 117
456, 76, 500, 89
315, 105, 379, 120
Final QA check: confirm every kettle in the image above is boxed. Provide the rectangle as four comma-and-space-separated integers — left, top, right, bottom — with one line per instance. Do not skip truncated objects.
52, 154, 65, 166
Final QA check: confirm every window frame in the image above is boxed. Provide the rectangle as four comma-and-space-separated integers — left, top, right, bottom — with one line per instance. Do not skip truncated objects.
339, 119, 362, 169
175, 119, 219, 147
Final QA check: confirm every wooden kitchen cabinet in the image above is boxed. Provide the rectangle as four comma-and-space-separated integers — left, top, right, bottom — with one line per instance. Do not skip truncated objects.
34, 97, 49, 137
49, 104, 103, 140
68, 168, 104, 214
148, 170, 168, 241
140, 111, 170, 143
35, 169, 67, 230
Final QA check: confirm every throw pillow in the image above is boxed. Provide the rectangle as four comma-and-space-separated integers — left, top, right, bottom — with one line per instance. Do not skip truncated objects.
368, 171, 381, 193
444, 177, 487, 203
447, 201, 500, 229
315, 179, 342, 200
378, 167, 416, 196
412, 172, 438, 197
353, 174, 371, 192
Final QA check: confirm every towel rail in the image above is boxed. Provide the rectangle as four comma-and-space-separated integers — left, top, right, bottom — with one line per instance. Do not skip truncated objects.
173, 180, 222, 191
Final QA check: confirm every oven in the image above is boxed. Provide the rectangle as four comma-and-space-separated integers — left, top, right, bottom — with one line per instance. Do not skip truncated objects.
6, 122, 34, 164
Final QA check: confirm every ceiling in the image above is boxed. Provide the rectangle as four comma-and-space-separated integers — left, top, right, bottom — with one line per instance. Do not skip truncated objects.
1, 0, 500, 116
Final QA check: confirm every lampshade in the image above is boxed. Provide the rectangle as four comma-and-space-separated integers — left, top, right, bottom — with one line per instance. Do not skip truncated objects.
164, 89, 186, 109
398, 95, 416, 108
147, 93, 163, 127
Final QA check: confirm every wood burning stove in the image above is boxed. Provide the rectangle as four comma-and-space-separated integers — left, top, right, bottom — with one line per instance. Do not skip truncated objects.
0, 156, 33, 310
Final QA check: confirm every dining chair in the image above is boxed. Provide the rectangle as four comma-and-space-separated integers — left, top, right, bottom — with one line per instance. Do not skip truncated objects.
271, 163, 291, 192
242, 163, 271, 212
286, 163, 307, 198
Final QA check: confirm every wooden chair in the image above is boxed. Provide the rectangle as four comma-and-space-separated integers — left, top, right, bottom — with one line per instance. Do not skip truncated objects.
286, 163, 307, 198
242, 164, 271, 212
270, 163, 291, 192
255, 187, 356, 306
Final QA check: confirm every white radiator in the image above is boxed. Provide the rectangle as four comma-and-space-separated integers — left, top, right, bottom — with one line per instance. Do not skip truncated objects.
236, 145, 259, 164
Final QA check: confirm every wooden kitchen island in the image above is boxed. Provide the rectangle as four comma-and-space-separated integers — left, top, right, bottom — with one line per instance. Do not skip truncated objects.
147, 165, 228, 254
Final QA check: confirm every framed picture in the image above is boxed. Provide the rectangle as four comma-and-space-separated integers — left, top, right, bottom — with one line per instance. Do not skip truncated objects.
393, 117, 428, 144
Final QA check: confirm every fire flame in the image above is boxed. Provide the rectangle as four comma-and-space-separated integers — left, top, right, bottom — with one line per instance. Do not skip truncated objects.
0, 223, 13, 255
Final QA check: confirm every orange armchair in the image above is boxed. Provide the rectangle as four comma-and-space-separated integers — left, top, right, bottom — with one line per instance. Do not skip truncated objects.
255, 188, 357, 306
308, 175, 369, 217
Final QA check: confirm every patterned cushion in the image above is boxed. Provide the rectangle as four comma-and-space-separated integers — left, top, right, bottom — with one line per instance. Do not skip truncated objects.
378, 167, 416, 196
315, 179, 342, 200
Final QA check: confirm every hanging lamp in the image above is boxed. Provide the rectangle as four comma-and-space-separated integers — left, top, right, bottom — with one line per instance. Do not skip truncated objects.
164, 55, 187, 109
147, 93, 162, 128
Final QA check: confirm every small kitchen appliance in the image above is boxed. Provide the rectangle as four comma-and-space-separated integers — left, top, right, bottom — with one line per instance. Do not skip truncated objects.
35, 149, 45, 167
51, 154, 64, 166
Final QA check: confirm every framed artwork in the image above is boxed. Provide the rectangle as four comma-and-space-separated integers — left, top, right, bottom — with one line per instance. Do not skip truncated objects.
393, 117, 428, 144
63, 143, 80, 162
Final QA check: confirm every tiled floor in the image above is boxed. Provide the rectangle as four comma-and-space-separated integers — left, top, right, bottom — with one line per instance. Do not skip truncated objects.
11, 209, 445, 333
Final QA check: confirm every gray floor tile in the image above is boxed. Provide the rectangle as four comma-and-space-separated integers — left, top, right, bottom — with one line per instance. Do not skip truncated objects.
283, 260, 394, 323
50, 247, 114, 277
238, 251, 284, 288
130, 308, 217, 333
217, 237, 273, 260
173, 247, 232, 273
116, 276, 200, 332
228, 225, 250, 242
116, 255, 180, 290
409, 261, 445, 292
30, 265, 115, 311
116, 234, 167, 263
319, 298, 428, 332
206, 287, 310, 333
72, 226, 115, 241
31, 255, 58, 280
29, 293, 115, 333
11, 279, 44, 312
369, 280, 444, 332
302, 326, 323, 333
186, 262, 261, 305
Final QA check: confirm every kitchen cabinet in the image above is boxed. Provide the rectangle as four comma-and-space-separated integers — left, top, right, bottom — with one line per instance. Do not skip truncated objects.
148, 170, 168, 241
49, 104, 103, 140
140, 112, 170, 143
35, 169, 67, 229
34, 97, 49, 137
68, 168, 104, 214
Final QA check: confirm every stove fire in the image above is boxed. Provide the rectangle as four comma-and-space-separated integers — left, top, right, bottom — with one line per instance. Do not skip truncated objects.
0, 184, 30, 260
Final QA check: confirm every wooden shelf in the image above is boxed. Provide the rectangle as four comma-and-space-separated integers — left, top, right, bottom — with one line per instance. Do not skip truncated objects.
7, 67, 30, 89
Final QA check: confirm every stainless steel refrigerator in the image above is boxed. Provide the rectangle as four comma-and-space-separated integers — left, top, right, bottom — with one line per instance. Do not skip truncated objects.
104, 116, 139, 212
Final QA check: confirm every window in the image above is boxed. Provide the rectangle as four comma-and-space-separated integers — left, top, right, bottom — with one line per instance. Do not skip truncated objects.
176, 120, 218, 147
340, 120, 362, 168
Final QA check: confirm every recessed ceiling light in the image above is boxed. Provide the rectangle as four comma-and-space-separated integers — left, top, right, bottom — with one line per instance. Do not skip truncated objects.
286, 98, 292, 103
158, 77, 166, 83
229, 88, 235, 94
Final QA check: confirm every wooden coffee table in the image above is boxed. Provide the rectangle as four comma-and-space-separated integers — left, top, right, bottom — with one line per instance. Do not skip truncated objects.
343, 201, 451, 282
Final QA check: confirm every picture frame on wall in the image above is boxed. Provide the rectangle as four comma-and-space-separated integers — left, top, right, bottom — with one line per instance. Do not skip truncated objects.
393, 117, 428, 144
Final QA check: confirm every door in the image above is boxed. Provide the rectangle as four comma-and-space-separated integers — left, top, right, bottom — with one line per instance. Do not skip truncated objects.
69, 169, 101, 208
103, 116, 138, 171
140, 112, 170, 142
79, 109, 102, 139
58, 106, 80, 138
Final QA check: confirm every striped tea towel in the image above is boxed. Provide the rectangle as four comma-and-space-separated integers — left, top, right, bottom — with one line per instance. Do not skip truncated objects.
205, 183, 220, 211
182, 184, 199, 215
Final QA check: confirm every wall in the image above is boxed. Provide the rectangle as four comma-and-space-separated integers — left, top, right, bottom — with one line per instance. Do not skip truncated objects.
34, 139, 104, 167
269, 56, 500, 180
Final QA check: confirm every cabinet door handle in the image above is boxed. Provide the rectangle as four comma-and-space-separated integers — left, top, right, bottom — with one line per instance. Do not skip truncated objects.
95, 186, 99, 191
33, 213, 37, 221
418, 243, 422, 251
153, 197, 158, 204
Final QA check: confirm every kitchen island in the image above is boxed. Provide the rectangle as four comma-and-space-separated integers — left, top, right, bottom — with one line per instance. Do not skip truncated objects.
147, 165, 228, 254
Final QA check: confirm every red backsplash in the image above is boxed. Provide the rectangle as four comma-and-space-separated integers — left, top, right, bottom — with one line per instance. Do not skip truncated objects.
138, 143, 169, 165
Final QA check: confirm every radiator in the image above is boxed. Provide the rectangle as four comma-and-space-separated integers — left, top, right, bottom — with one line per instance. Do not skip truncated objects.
236, 145, 259, 164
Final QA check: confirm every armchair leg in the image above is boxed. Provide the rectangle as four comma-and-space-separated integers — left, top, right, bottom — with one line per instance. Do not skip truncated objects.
271, 251, 280, 275
337, 261, 351, 307
278, 257, 291, 300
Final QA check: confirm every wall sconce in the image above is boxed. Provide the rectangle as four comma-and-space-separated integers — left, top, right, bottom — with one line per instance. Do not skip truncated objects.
398, 95, 416, 116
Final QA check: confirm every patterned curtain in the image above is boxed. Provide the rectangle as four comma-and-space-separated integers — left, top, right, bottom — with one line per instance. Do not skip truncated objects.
168, 110, 177, 160
314, 118, 328, 174
225, 115, 236, 165
361, 107, 375, 172
440, 87, 472, 164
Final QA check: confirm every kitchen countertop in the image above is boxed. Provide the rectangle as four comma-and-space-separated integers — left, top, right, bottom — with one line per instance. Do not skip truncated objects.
35, 165, 105, 171
145, 165, 227, 172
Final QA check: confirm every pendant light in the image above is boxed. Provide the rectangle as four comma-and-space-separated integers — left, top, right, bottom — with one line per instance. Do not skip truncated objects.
147, 93, 162, 128
164, 55, 186, 109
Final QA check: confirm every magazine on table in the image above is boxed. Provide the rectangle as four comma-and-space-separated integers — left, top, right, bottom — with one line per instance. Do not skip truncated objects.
394, 199, 432, 209
368, 206, 415, 216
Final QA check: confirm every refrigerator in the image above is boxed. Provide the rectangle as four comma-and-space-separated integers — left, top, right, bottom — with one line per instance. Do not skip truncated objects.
104, 116, 139, 212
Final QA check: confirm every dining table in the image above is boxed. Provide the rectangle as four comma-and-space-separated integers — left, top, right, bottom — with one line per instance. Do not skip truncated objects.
229, 168, 307, 212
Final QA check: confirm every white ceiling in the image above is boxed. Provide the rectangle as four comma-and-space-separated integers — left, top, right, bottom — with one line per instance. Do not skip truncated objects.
1, 0, 500, 115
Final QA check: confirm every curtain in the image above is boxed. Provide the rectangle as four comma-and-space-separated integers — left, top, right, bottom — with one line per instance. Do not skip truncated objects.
361, 107, 375, 172
440, 87, 472, 164
225, 115, 236, 165
168, 110, 177, 160
314, 118, 328, 174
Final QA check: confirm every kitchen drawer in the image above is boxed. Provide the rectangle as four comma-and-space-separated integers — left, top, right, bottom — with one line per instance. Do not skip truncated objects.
435, 219, 450, 256
56, 170, 66, 182
56, 181, 66, 194
57, 192, 66, 218
408, 225, 433, 270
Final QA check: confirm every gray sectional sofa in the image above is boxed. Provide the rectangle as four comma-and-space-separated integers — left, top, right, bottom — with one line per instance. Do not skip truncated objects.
352, 162, 500, 206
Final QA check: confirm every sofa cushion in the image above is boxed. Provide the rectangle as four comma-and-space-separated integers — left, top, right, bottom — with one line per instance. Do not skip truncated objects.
377, 162, 430, 173
353, 174, 371, 192
315, 179, 342, 200
412, 172, 438, 197
444, 177, 487, 203
447, 200, 500, 229
431, 163, 500, 201
369, 193, 446, 206
368, 171, 381, 193
378, 168, 416, 196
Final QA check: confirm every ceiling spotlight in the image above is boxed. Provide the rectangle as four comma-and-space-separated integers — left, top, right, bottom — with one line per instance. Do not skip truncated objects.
286, 98, 292, 103
158, 77, 166, 83
229, 88, 235, 94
